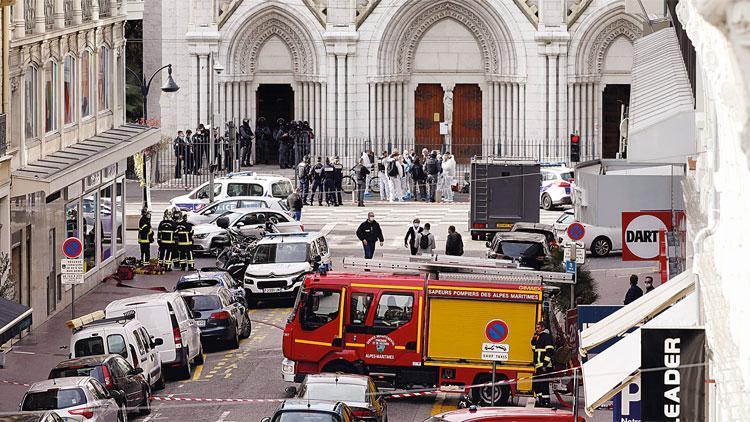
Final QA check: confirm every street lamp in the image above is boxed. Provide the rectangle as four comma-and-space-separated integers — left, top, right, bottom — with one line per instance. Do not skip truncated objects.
126, 64, 180, 208
208, 55, 224, 202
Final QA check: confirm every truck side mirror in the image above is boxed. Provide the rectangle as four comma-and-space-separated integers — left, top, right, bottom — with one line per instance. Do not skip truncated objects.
216, 216, 230, 229
153, 338, 164, 346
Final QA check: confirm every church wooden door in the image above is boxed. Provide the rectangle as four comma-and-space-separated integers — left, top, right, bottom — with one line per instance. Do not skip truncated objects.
452, 84, 482, 164
414, 84, 444, 155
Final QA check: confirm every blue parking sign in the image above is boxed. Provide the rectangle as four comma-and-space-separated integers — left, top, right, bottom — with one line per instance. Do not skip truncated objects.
565, 260, 576, 273
612, 380, 641, 422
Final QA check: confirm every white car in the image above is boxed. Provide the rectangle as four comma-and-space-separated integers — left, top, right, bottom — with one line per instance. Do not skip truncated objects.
553, 210, 622, 257
169, 172, 294, 211
540, 166, 574, 210
185, 196, 290, 225
20, 377, 124, 422
192, 208, 302, 254
243, 232, 332, 306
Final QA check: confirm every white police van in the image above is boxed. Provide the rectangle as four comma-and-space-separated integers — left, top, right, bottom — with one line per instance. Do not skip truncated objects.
170, 172, 294, 211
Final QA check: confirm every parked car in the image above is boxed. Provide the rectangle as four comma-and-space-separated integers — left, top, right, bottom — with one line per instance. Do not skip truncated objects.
175, 271, 246, 306
243, 232, 332, 306
192, 209, 302, 254
0, 411, 64, 422
552, 210, 622, 257
261, 400, 355, 422
179, 286, 251, 349
291, 374, 387, 422
49, 355, 151, 416
170, 173, 294, 211
510, 222, 558, 249
486, 232, 550, 270
20, 377, 125, 422
68, 312, 164, 390
425, 406, 584, 421
105, 293, 203, 380
540, 166, 574, 210
185, 196, 290, 225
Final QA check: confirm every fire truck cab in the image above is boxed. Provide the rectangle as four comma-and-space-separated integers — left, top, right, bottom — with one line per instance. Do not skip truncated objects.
281, 267, 553, 406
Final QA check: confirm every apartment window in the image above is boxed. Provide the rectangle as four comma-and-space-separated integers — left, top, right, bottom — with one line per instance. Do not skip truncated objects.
98, 47, 109, 111
64, 56, 75, 124
45, 62, 58, 133
81, 51, 92, 118
24, 67, 38, 139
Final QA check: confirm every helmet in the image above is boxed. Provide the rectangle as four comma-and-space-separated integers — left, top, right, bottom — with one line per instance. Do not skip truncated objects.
141, 207, 149, 216
182, 213, 188, 222
172, 209, 182, 221
163, 209, 172, 220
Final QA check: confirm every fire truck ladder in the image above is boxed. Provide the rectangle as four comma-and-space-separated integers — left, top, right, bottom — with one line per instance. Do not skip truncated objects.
342, 254, 574, 284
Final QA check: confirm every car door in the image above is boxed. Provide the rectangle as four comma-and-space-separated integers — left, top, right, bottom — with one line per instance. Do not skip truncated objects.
138, 327, 160, 382
362, 291, 421, 368
111, 358, 141, 408
88, 380, 117, 421
174, 297, 201, 357
294, 288, 346, 362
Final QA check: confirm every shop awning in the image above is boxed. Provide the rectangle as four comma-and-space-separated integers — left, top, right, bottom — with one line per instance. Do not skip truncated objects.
580, 270, 695, 355
0, 297, 32, 345
582, 290, 699, 414
12, 124, 161, 197
626, 27, 696, 163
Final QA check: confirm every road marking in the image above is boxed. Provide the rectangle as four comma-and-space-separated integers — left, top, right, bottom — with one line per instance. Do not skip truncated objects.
191, 355, 206, 381
320, 223, 337, 236
430, 393, 458, 416
216, 411, 231, 422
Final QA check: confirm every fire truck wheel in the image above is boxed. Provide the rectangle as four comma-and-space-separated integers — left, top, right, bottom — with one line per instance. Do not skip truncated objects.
471, 375, 510, 407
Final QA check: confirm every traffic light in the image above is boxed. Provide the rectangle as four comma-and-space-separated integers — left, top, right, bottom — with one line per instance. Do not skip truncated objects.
570, 133, 581, 163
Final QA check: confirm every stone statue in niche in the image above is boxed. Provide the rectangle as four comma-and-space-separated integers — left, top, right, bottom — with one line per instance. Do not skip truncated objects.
443, 89, 454, 143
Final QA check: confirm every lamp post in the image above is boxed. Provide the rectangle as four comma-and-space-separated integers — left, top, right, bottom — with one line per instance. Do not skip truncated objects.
209, 54, 225, 202
126, 64, 180, 208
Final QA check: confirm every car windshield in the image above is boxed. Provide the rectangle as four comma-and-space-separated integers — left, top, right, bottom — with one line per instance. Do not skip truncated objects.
183, 295, 222, 312
557, 213, 575, 224
560, 171, 574, 181
271, 181, 294, 198
301, 383, 367, 403
497, 241, 543, 258
251, 243, 308, 264
49, 366, 105, 385
177, 279, 221, 290
22, 388, 87, 410
275, 412, 337, 422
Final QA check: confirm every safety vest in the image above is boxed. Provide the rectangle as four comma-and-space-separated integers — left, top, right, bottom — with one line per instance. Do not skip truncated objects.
531, 331, 554, 370
176, 223, 192, 246
138, 218, 153, 245
158, 221, 176, 245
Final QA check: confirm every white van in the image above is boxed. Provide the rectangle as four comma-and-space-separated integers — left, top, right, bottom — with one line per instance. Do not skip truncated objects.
69, 312, 165, 390
105, 293, 203, 380
170, 173, 294, 211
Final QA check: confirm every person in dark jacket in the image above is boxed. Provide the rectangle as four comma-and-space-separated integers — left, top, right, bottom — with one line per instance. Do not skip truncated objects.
445, 225, 464, 256
531, 321, 554, 407
404, 218, 422, 256
425, 151, 440, 202
310, 157, 324, 206
157, 209, 176, 271
356, 212, 384, 259
174, 131, 186, 179
239, 119, 254, 166
137, 208, 154, 265
255, 117, 272, 164
275, 119, 290, 169
353, 159, 370, 207
323, 157, 337, 206
411, 156, 427, 201
644, 276, 655, 293
287, 188, 304, 221
333, 156, 344, 206
624, 274, 644, 305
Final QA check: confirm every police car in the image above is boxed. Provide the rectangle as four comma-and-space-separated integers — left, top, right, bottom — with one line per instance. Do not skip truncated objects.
169, 172, 294, 211
540, 166, 574, 210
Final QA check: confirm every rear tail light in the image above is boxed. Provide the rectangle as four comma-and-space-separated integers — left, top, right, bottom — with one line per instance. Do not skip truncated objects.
556, 181, 571, 188
69, 408, 95, 419
101, 365, 113, 388
173, 327, 183, 347
300, 225, 304, 231
210, 311, 231, 320
351, 407, 376, 418
472, 223, 486, 229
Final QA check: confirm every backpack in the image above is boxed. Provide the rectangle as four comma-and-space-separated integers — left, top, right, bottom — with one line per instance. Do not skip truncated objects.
419, 233, 430, 249
425, 159, 438, 175
387, 160, 399, 177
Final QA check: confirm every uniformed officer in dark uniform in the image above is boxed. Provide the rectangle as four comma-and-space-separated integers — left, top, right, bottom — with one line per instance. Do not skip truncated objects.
332, 156, 344, 206
323, 157, 337, 207
157, 208, 176, 270
531, 321, 554, 407
297, 155, 311, 205
175, 213, 195, 271
137, 208, 154, 265
310, 157, 324, 206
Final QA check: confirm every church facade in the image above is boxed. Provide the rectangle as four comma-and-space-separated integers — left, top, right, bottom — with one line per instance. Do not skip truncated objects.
146, 0, 645, 163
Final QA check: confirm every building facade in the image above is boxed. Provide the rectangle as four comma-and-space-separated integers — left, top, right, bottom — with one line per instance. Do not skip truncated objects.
7, 0, 160, 327
148, 0, 645, 165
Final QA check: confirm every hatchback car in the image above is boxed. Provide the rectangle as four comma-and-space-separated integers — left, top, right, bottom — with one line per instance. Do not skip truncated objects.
175, 270, 246, 306
20, 377, 125, 422
425, 406, 584, 421
49, 355, 151, 416
262, 400, 354, 422
185, 196, 290, 225
540, 166, 574, 210
292, 373, 387, 422
487, 232, 550, 270
192, 208, 301, 254
179, 286, 251, 349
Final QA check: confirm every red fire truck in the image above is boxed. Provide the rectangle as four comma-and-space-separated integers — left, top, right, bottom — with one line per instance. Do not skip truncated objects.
281, 256, 572, 405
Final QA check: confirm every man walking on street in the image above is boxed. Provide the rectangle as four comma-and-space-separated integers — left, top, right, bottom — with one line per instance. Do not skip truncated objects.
404, 218, 422, 256
531, 321, 554, 407
445, 225, 464, 256
356, 212, 384, 259
624, 274, 644, 304
354, 158, 370, 207
287, 188, 304, 221
417, 223, 436, 255
137, 208, 154, 265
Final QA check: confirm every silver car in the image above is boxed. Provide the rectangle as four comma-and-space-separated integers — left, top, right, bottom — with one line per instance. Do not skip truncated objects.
20, 377, 124, 422
185, 196, 291, 225
192, 208, 302, 254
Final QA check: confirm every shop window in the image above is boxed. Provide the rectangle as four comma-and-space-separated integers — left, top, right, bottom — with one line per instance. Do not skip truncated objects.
81, 51, 92, 118
24, 67, 38, 139
45, 62, 58, 133
66, 201, 79, 238
98, 47, 109, 111
100, 184, 113, 262
83, 191, 97, 272
63, 56, 75, 124
115, 178, 124, 251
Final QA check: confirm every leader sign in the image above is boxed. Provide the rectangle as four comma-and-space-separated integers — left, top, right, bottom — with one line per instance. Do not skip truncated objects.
621, 211, 673, 261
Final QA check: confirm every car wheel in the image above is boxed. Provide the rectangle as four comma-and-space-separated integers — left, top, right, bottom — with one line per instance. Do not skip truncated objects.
245, 294, 258, 309
154, 370, 166, 390
240, 314, 252, 339
194, 345, 204, 365
591, 236, 612, 257
541, 194, 553, 210
471, 375, 511, 407
177, 357, 192, 380
229, 327, 240, 349
139, 387, 152, 415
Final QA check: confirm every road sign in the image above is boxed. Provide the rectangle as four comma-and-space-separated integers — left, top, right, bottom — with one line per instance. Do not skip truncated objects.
567, 223, 586, 241
62, 237, 83, 259
621, 211, 672, 261
565, 260, 577, 274
61, 258, 84, 273
481, 342, 510, 361
563, 241, 585, 263
485, 319, 509, 343
61, 273, 85, 285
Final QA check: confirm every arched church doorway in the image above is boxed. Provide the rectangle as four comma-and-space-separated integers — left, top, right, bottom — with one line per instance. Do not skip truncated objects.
602, 84, 630, 158
256, 84, 294, 164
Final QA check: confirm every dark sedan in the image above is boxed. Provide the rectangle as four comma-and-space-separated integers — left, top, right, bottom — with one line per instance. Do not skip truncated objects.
180, 286, 251, 349
262, 400, 354, 422
292, 374, 387, 422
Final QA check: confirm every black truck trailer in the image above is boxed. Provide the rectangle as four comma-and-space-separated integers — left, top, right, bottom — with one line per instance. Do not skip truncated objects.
469, 157, 540, 240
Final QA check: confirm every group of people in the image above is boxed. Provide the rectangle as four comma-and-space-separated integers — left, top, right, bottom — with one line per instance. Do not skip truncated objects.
296, 155, 346, 207
624, 273, 656, 304
354, 213, 464, 259
137, 208, 195, 271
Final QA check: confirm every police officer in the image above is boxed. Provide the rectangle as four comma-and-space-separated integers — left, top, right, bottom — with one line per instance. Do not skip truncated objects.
531, 321, 554, 407
157, 208, 176, 270
239, 119, 254, 166
333, 156, 344, 206
310, 156, 324, 206
297, 155, 311, 205
138, 208, 154, 265
323, 157, 337, 206
175, 213, 195, 271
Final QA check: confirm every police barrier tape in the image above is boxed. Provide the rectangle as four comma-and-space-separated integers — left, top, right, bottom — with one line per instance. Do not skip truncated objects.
0, 378, 32, 387
150, 396, 285, 404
